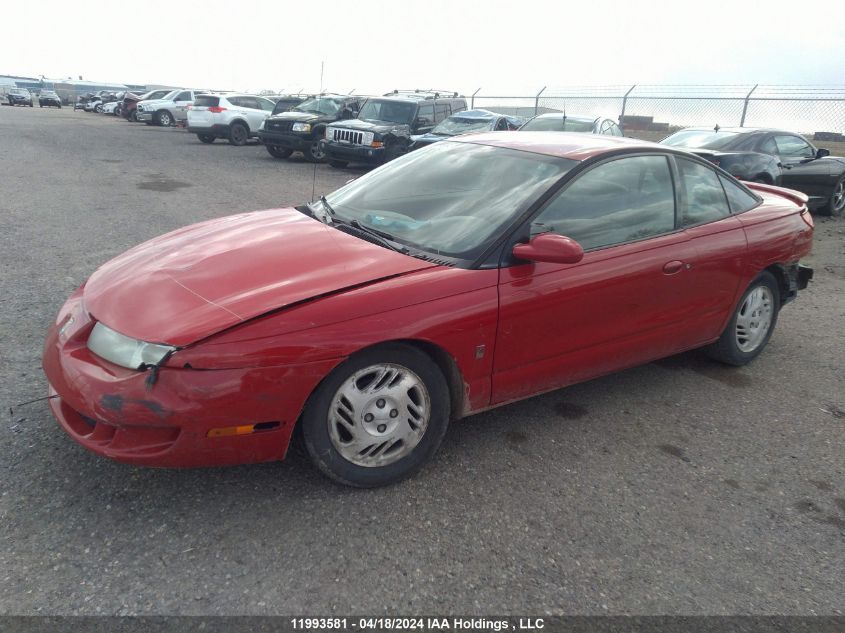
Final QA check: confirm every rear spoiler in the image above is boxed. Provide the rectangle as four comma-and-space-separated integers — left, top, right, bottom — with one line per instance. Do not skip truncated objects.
743, 181, 809, 207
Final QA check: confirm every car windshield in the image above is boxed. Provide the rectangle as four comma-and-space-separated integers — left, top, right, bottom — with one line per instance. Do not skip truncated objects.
11, 89, 27, 95
318, 141, 576, 261
431, 116, 494, 136
520, 116, 595, 132
358, 99, 416, 124
294, 97, 342, 115
661, 129, 742, 150
155, 90, 179, 101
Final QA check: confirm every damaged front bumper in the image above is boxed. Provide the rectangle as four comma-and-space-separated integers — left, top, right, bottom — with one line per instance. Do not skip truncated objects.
42, 287, 337, 467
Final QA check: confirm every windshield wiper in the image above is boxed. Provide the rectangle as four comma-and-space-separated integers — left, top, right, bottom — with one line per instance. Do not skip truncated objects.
318, 197, 407, 254
319, 196, 337, 223
346, 220, 408, 254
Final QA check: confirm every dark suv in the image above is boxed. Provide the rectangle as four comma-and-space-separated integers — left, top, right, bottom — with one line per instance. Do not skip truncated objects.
7, 88, 34, 107
258, 94, 362, 163
322, 90, 467, 168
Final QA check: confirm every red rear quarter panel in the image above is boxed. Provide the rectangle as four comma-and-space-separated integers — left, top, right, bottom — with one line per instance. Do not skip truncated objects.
738, 184, 814, 289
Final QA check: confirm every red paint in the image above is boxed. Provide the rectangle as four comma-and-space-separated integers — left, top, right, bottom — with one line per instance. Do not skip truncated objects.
42, 137, 814, 468
83, 209, 435, 346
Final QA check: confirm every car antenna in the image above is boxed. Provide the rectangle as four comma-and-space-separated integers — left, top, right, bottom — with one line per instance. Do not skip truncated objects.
311, 60, 324, 203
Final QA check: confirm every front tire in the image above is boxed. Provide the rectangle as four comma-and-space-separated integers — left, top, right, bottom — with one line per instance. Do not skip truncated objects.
704, 271, 780, 366
155, 110, 173, 126
228, 122, 248, 146
266, 144, 292, 159
197, 134, 215, 144
301, 344, 450, 487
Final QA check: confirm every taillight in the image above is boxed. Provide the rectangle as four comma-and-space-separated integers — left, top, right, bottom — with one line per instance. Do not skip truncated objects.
208, 106, 226, 113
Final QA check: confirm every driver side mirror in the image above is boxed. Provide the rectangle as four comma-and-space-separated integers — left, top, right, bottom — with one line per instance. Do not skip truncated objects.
512, 233, 584, 264
816, 148, 830, 158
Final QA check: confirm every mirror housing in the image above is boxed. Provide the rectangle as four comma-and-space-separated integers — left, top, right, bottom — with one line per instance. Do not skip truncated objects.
513, 233, 584, 264
816, 148, 830, 158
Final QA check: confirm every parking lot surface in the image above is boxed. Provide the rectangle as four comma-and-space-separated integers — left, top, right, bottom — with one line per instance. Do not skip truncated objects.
1, 106, 843, 615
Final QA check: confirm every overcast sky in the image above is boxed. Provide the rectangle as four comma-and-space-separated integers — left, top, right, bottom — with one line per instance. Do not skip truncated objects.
4, 0, 844, 94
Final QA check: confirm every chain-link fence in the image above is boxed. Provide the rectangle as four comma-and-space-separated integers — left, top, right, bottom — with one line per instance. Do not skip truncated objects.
469, 85, 845, 140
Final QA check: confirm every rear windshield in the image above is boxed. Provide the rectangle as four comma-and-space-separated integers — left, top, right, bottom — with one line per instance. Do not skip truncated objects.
194, 95, 220, 107
661, 130, 742, 150
520, 116, 595, 132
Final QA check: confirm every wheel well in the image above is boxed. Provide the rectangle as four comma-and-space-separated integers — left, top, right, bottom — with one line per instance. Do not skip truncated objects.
288, 339, 468, 452
230, 118, 248, 129
395, 339, 466, 420
764, 264, 791, 305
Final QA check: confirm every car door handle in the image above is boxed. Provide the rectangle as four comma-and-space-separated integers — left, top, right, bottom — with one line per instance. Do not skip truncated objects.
663, 260, 688, 275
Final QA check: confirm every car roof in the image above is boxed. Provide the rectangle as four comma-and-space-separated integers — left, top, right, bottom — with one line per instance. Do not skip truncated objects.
531, 113, 601, 122
448, 109, 499, 120
676, 127, 776, 134
450, 131, 659, 161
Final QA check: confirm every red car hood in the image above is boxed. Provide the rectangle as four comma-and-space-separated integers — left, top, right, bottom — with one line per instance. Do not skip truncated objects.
83, 208, 436, 346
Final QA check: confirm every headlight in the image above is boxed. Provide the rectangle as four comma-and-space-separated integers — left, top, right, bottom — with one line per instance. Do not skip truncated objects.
292, 122, 311, 132
87, 322, 175, 370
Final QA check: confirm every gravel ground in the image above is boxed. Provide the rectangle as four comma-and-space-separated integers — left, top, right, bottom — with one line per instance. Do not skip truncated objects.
1, 105, 843, 616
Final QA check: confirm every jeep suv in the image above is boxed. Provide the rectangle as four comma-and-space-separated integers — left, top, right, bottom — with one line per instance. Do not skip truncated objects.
322, 90, 467, 168
258, 94, 362, 162
187, 94, 276, 145
136, 89, 201, 127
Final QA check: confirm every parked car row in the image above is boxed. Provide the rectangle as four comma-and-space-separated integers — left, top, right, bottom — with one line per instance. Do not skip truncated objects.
79, 85, 845, 218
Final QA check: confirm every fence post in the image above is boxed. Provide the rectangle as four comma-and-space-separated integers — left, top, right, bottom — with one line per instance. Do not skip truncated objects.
619, 84, 636, 131
534, 86, 547, 116
740, 84, 758, 127
471, 87, 481, 109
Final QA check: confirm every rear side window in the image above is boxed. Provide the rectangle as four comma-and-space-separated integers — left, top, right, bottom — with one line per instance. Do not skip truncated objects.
175, 91, 192, 102
417, 104, 434, 125
676, 158, 730, 226
194, 96, 219, 108
435, 104, 450, 122
532, 155, 675, 250
272, 99, 299, 115
719, 175, 760, 213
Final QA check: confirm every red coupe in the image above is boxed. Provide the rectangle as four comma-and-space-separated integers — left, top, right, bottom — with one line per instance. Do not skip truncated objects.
43, 133, 814, 487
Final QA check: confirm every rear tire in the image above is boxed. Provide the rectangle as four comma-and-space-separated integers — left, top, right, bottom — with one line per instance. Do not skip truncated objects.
704, 271, 780, 366
266, 145, 292, 159
228, 122, 248, 146
197, 134, 215, 144
820, 175, 845, 218
329, 159, 348, 169
303, 138, 326, 163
